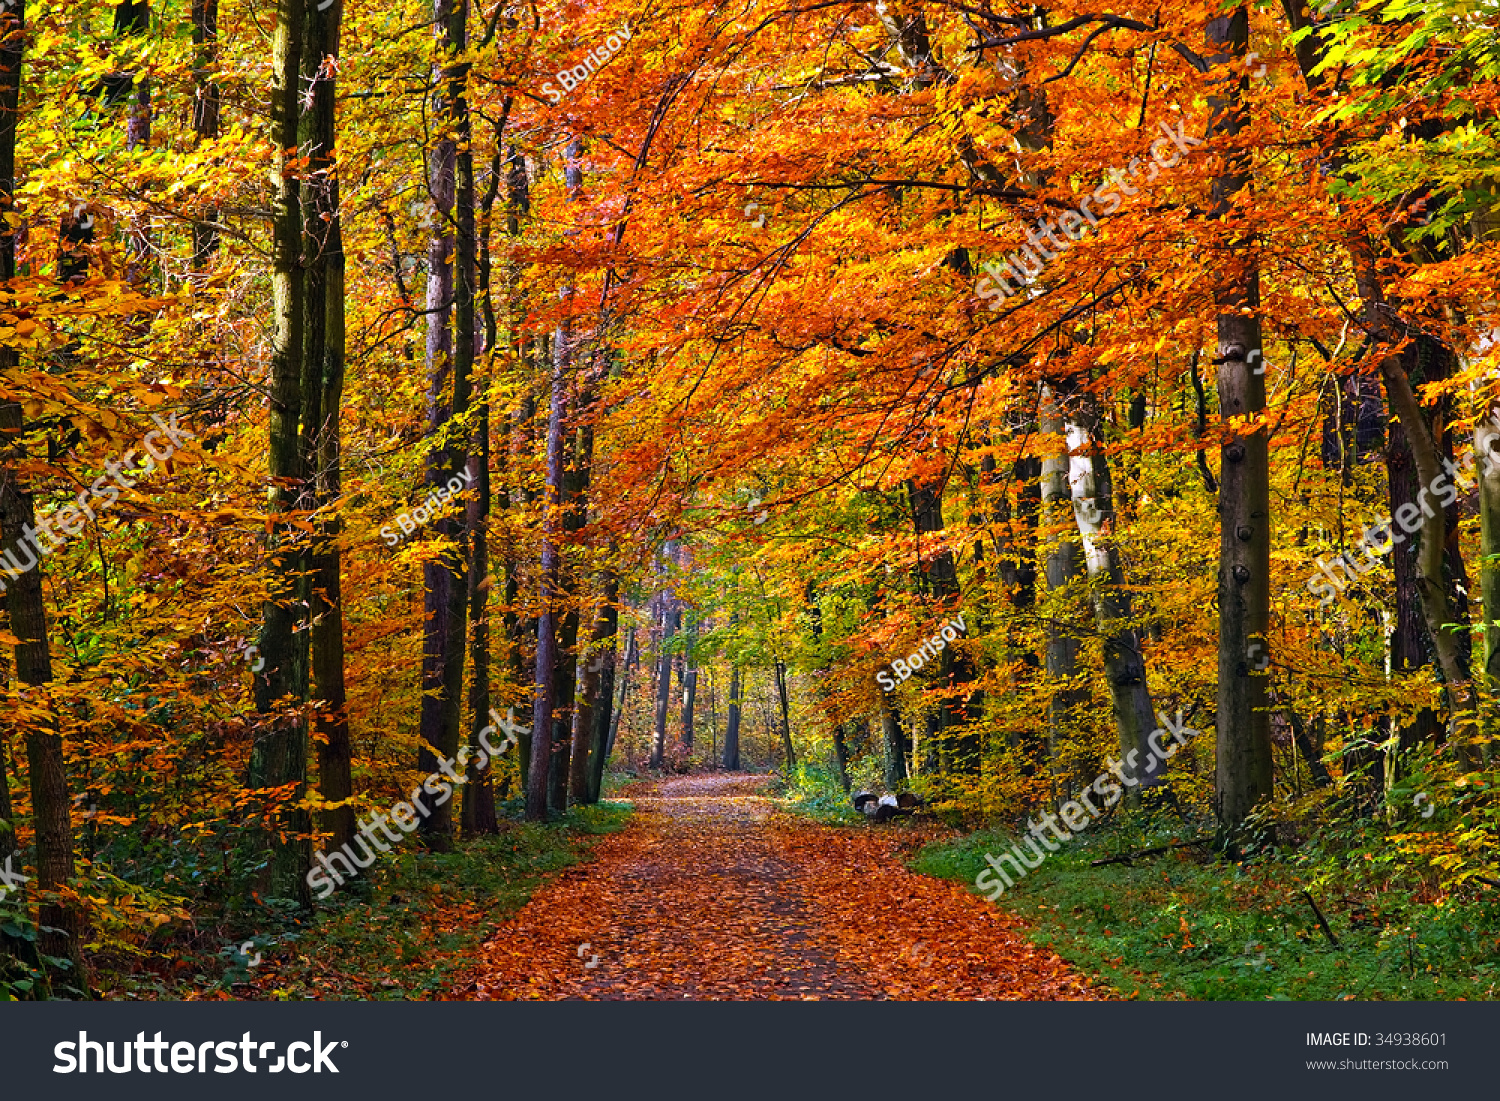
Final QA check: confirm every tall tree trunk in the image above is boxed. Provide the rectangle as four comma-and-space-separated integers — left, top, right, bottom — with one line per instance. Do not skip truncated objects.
114, 0, 151, 283
651, 549, 679, 768
502, 149, 531, 792
577, 566, 619, 803
417, 0, 474, 842
1479, 394, 1500, 754
300, 0, 353, 860
463, 397, 498, 834
248, 0, 311, 903
1370, 327, 1476, 763
1208, 6, 1274, 835
1067, 393, 1160, 789
462, 110, 508, 829
540, 141, 585, 811
773, 658, 796, 771
905, 477, 978, 774
1039, 385, 1083, 798
605, 624, 635, 763
723, 663, 742, 770
0, 0, 83, 988
1379, 416, 1440, 789
525, 341, 566, 819
0, 0, 23, 923
680, 616, 697, 751
189, 0, 219, 267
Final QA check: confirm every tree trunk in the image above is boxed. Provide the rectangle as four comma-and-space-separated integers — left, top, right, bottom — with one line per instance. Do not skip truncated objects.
1480, 394, 1500, 754
462, 398, 498, 834
0, 0, 21, 879
549, 416, 591, 809
681, 620, 697, 751
502, 148, 531, 792
417, 0, 474, 842
723, 663, 742, 770
1208, 6, 1274, 835
878, 689, 906, 787
576, 566, 619, 803
774, 658, 796, 771
1067, 393, 1160, 789
905, 477, 978, 773
248, 0, 311, 903
1039, 384, 1083, 796
1372, 337, 1476, 762
832, 722, 852, 793
461, 103, 506, 831
605, 624, 635, 764
300, 0, 354, 860
525, 328, 567, 820
651, 547, 679, 768
189, 0, 219, 266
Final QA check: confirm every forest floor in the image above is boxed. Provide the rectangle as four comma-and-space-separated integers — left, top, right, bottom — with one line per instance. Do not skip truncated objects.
456, 773, 1100, 1000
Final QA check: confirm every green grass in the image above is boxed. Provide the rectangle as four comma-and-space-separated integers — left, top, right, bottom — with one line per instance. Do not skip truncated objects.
780, 764, 865, 825
115, 801, 634, 1000
913, 823, 1500, 1000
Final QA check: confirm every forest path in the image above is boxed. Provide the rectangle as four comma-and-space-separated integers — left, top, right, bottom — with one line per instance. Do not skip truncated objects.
459, 774, 1100, 1000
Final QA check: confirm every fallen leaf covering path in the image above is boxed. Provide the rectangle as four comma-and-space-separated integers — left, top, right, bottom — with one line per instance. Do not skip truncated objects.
459, 774, 1102, 1000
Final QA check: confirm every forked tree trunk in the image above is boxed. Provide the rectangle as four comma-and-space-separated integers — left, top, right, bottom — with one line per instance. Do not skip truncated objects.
773, 658, 796, 772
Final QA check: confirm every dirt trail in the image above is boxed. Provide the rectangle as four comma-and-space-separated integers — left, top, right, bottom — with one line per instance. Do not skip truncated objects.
460, 774, 1102, 1000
